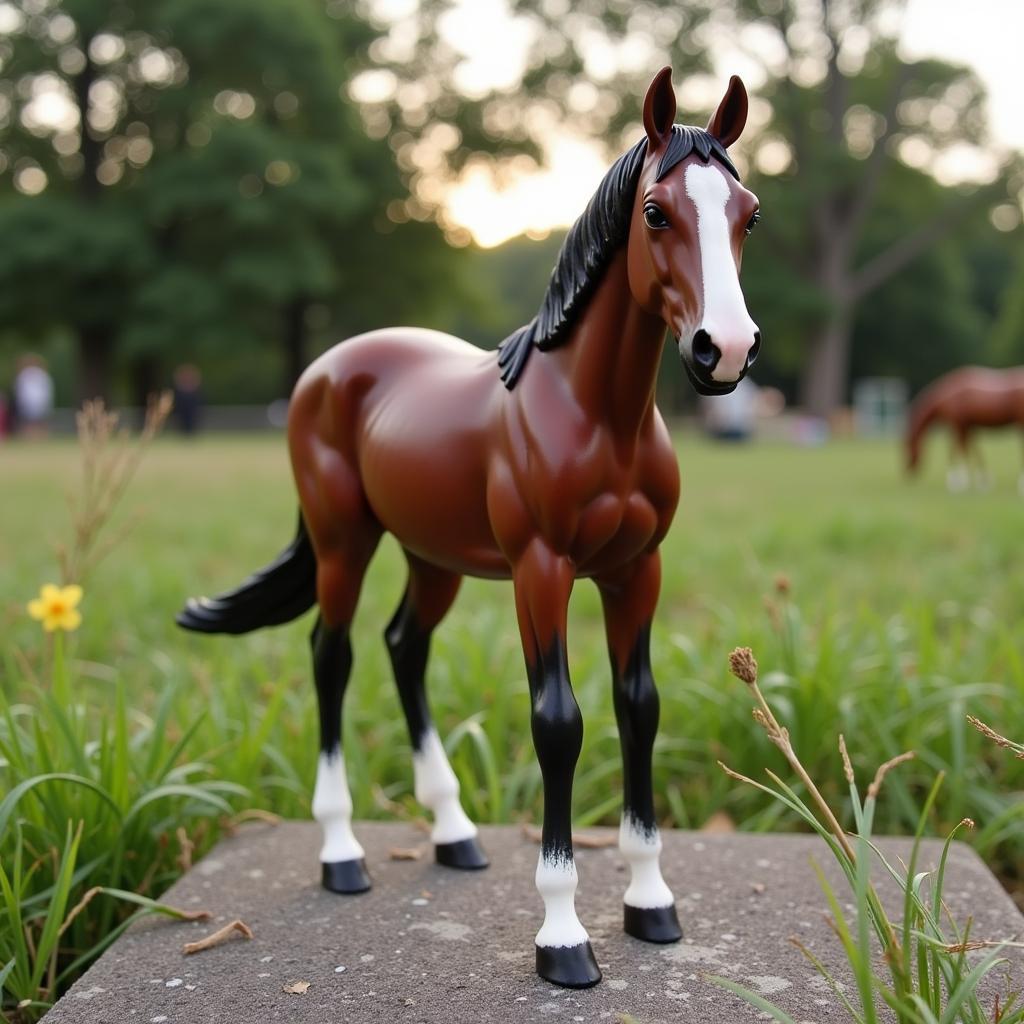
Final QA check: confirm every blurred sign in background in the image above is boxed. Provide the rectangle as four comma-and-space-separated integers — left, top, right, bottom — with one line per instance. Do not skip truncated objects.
0, 0, 1020, 423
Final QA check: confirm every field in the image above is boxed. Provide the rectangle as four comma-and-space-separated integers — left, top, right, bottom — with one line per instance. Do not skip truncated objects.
3, 429, 1024, 1011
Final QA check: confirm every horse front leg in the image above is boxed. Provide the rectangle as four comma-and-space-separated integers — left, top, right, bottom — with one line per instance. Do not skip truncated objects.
513, 539, 601, 989
597, 551, 681, 944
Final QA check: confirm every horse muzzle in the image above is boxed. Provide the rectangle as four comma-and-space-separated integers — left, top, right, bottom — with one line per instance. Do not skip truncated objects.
678, 327, 761, 396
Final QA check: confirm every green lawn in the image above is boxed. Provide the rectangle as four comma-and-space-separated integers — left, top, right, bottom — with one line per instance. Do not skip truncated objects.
2, 429, 1023, 1013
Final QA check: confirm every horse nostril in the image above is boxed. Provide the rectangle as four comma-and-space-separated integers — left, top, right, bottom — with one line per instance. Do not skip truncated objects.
691, 329, 719, 372
746, 330, 762, 369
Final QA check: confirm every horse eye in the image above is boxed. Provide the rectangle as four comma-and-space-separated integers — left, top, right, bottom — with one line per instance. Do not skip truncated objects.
644, 203, 668, 229
745, 211, 761, 236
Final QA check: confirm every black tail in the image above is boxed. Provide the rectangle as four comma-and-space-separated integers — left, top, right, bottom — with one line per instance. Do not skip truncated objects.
177, 513, 317, 634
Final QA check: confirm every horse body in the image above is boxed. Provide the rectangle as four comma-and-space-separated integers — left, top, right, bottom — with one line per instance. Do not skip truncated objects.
906, 367, 1024, 489
289, 249, 681, 592
179, 68, 761, 989
289, 328, 507, 580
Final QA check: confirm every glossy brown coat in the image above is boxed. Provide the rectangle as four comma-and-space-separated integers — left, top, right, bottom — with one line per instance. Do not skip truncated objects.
288, 89, 760, 662
182, 68, 761, 989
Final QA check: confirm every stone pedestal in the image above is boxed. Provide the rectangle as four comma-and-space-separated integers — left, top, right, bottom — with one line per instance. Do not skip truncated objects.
43, 822, 1023, 1023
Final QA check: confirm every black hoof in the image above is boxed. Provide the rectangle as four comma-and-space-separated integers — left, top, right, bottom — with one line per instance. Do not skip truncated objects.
322, 858, 371, 894
623, 903, 682, 943
535, 942, 602, 989
435, 836, 489, 870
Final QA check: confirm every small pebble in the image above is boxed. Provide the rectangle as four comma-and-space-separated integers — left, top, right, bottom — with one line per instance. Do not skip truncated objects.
334, 966, 347, 974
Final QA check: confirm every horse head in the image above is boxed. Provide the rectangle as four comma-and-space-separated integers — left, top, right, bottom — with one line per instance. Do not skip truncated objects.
627, 68, 761, 396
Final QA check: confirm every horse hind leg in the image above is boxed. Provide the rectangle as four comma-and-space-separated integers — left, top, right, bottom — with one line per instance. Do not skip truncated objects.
311, 530, 380, 894
947, 427, 970, 493
967, 435, 990, 491
384, 555, 487, 869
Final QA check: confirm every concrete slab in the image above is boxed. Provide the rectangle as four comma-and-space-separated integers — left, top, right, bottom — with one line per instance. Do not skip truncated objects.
44, 822, 1022, 1024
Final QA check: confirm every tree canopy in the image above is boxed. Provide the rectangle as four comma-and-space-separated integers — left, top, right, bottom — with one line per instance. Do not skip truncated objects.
0, 0, 475, 403
0, 0, 1020, 413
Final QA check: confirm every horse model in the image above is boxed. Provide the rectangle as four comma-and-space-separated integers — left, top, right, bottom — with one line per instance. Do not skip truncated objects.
178, 68, 761, 989
906, 366, 1024, 492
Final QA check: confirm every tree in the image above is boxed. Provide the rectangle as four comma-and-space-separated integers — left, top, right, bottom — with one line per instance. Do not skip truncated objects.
0, 0, 475, 402
353, 0, 716, 235
379, 0, 1018, 416
728, 1, 1018, 415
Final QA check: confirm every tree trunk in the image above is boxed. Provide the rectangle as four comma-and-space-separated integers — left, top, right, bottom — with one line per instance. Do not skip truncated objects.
78, 325, 113, 404
799, 310, 853, 420
283, 297, 309, 394
131, 353, 160, 426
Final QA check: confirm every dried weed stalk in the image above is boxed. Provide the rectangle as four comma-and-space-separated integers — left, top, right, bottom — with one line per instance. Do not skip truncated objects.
57, 392, 173, 585
724, 646, 871, 863
967, 715, 1024, 760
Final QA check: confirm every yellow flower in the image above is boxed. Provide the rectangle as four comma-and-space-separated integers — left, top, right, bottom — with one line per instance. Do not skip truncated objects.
27, 583, 83, 633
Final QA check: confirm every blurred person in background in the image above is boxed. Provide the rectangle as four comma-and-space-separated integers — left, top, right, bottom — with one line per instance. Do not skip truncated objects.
12, 354, 54, 439
172, 364, 203, 436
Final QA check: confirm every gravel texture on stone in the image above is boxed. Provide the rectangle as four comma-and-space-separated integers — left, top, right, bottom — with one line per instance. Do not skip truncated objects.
43, 821, 1023, 1024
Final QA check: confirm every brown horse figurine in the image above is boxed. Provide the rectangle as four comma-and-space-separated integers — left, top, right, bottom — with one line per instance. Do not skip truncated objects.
906, 366, 1024, 492
178, 68, 761, 988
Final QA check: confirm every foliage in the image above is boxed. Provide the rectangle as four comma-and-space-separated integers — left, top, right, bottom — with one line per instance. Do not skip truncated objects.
734, 1, 1020, 411
403, 0, 1023, 413
712, 650, 1024, 1022
0, 0, 478, 402
0, 664, 243, 1020
379, 0, 714, 170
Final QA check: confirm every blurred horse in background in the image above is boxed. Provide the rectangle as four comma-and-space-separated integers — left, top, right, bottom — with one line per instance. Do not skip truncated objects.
906, 366, 1024, 492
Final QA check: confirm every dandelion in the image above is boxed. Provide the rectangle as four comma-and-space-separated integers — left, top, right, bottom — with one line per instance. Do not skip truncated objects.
27, 583, 83, 632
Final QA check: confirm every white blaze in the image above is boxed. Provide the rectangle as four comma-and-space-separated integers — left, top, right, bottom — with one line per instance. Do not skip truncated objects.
535, 853, 590, 948
412, 729, 478, 845
683, 163, 758, 382
312, 750, 364, 863
619, 816, 674, 909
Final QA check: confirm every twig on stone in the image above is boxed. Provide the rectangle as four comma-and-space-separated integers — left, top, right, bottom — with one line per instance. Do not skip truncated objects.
389, 846, 424, 861
182, 919, 254, 954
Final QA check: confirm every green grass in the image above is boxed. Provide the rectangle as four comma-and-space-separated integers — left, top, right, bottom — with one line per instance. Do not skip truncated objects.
711, 664, 1024, 1023
2, 430, 1023, 1016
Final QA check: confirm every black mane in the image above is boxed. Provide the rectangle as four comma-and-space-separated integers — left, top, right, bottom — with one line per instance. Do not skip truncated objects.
497, 125, 738, 389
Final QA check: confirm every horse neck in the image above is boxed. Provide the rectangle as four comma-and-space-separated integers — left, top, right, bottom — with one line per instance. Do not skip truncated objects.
549, 250, 667, 440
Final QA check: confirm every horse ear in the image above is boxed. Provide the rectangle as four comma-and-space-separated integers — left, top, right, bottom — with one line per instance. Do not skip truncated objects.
706, 75, 748, 148
643, 66, 676, 146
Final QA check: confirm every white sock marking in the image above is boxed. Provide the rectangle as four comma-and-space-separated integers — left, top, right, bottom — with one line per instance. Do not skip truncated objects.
684, 163, 757, 382
619, 816, 674, 909
947, 464, 969, 492
312, 749, 364, 863
535, 853, 589, 948
413, 729, 478, 845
